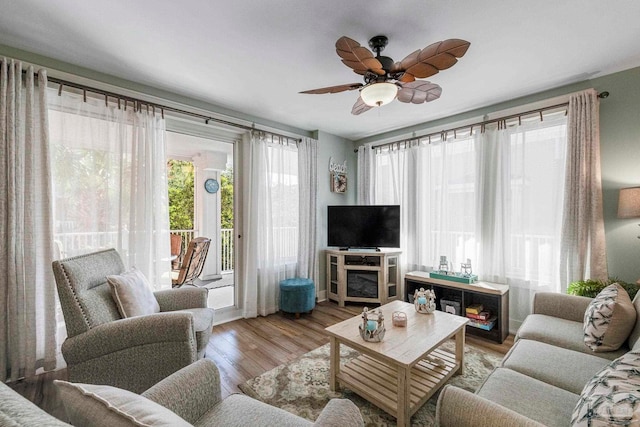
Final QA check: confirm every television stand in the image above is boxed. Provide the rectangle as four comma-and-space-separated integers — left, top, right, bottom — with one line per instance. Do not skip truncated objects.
326, 248, 402, 307
340, 247, 381, 252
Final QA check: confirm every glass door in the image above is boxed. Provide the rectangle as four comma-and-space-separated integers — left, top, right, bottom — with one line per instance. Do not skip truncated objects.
166, 131, 235, 309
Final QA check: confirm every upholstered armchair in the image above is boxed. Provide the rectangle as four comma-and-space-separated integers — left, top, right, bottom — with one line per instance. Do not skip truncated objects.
52, 249, 215, 393
54, 359, 364, 427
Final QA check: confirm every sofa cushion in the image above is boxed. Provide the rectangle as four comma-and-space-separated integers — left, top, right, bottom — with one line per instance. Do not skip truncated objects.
571, 351, 640, 426
501, 339, 610, 394
193, 394, 312, 427
107, 268, 160, 318
583, 283, 636, 352
517, 314, 628, 360
55, 380, 191, 427
477, 368, 579, 427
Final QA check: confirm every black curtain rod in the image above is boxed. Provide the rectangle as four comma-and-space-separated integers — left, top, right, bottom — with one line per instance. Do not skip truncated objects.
38, 74, 302, 143
354, 91, 610, 153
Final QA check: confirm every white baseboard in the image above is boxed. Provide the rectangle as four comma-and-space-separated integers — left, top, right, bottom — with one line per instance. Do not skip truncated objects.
317, 290, 327, 302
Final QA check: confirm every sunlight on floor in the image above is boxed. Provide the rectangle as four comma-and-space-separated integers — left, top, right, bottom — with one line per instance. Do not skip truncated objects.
207, 286, 235, 310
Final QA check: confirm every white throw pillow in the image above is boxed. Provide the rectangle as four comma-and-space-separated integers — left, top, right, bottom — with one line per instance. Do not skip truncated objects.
571, 351, 640, 426
583, 283, 636, 352
107, 267, 160, 318
55, 380, 191, 427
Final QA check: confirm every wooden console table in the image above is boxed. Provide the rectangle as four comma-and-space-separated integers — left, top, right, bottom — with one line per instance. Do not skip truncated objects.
405, 271, 509, 343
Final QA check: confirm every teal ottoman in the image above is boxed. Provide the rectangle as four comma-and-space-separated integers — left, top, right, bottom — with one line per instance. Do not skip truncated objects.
279, 278, 315, 318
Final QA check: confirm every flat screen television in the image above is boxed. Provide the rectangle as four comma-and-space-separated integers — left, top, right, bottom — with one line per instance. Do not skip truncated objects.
327, 205, 400, 249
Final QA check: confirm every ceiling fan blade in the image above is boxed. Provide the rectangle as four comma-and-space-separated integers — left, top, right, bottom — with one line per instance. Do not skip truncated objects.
397, 81, 442, 104
351, 96, 373, 115
300, 83, 363, 94
392, 39, 470, 80
336, 36, 385, 76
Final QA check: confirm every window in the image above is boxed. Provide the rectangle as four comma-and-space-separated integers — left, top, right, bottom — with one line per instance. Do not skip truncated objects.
372, 113, 568, 325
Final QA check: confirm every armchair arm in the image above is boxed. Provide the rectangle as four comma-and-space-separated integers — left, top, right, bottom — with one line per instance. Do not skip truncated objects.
532, 292, 592, 322
142, 359, 222, 424
436, 386, 546, 427
313, 398, 364, 427
155, 287, 208, 311
61, 312, 197, 393
62, 312, 196, 363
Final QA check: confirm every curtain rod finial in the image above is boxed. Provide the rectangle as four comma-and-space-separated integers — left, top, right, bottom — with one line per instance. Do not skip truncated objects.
598, 91, 609, 99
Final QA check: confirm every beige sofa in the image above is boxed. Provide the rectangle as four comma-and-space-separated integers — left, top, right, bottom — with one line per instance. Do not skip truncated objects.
1, 359, 363, 426
436, 291, 640, 427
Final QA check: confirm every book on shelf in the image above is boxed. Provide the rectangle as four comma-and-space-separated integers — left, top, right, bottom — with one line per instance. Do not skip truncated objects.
467, 315, 497, 331
465, 303, 484, 315
466, 311, 491, 321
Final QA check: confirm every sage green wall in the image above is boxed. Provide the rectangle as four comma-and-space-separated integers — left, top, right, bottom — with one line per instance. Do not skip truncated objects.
597, 67, 640, 284
357, 66, 640, 284
315, 131, 358, 296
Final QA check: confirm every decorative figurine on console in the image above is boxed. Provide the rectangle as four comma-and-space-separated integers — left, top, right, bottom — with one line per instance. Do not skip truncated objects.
460, 258, 473, 277
438, 255, 450, 274
359, 307, 386, 342
414, 287, 436, 314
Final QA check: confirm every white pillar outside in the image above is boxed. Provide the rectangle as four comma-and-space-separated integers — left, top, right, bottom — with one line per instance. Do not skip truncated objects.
193, 151, 227, 281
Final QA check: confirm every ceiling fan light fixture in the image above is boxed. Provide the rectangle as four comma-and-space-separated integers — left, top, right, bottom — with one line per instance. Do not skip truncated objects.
360, 82, 398, 107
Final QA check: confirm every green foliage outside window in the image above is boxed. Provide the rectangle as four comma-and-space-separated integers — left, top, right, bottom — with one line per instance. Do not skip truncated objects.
221, 166, 233, 229
167, 159, 194, 230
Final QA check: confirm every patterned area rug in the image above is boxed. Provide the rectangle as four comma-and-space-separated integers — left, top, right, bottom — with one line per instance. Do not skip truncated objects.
239, 340, 503, 426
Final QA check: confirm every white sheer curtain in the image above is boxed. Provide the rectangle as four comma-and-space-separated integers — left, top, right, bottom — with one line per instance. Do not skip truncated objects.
372, 113, 568, 329
241, 131, 300, 317
560, 89, 608, 289
297, 137, 318, 284
374, 135, 478, 273
479, 117, 567, 328
357, 145, 373, 204
0, 59, 58, 381
48, 89, 171, 288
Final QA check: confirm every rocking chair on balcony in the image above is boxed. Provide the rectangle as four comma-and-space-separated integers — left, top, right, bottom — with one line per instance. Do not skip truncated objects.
172, 237, 211, 288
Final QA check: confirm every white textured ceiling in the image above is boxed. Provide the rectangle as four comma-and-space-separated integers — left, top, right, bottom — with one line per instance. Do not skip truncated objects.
2, 1, 640, 140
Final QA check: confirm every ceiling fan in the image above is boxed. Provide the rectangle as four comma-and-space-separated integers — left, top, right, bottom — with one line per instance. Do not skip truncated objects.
300, 35, 470, 115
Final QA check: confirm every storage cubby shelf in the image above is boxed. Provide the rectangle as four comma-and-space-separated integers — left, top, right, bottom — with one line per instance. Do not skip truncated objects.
404, 271, 509, 344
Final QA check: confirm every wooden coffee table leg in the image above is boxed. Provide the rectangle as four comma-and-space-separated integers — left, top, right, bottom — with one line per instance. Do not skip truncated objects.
329, 336, 340, 391
396, 366, 410, 427
455, 327, 465, 376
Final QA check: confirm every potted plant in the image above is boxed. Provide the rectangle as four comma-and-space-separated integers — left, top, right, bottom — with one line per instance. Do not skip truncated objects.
567, 278, 639, 300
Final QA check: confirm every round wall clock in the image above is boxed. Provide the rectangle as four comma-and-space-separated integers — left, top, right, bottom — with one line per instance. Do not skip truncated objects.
204, 178, 219, 194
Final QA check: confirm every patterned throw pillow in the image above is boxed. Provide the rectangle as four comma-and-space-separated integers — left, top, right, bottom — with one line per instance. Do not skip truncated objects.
583, 283, 636, 352
107, 267, 160, 318
571, 351, 640, 426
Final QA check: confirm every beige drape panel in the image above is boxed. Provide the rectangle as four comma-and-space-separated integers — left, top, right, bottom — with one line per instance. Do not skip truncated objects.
560, 88, 608, 290
0, 59, 57, 381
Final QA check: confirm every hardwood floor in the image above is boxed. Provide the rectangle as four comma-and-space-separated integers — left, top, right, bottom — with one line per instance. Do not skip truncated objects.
8, 300, 514, 419
206, 301, 514, 397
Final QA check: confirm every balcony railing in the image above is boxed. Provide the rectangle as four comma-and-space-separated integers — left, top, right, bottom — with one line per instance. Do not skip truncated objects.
53, 231, 119, 259
221, 228, 234, 272
54, 226, 297, 276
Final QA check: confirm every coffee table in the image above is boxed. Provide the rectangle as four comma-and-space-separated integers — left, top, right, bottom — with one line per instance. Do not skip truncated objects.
325, 300, 468, 427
